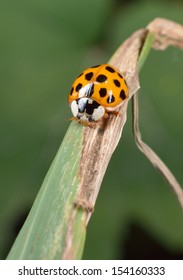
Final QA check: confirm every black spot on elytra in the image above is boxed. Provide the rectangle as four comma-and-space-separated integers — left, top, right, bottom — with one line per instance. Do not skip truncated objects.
70, 87, 74, 95
105, 66, 115, 73
96, 74, 107, 83
118, 72, 123, 78
113, 79, 121, 87
99, 88, 107, 97
76, 83, 82, 92
107, 95, 115, 103
85, 72, 94, 81
120, 89, 126, 100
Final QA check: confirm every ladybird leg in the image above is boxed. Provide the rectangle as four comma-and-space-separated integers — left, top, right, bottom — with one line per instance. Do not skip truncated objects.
105, 110, 121, 117
103, 111, 109, 119
67, 116, 96, 128
110, 110, 121, 116
79, 120, 93, 127
67, 116, 78, 122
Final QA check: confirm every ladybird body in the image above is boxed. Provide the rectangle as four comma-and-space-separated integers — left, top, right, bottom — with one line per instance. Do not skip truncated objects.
68, 64, 128, 123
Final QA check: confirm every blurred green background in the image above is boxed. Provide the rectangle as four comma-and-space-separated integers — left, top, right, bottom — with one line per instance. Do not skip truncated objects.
1, 0, 183, 260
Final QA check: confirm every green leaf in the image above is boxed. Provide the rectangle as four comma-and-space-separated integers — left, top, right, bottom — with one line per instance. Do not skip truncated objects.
7, 122, 86, 259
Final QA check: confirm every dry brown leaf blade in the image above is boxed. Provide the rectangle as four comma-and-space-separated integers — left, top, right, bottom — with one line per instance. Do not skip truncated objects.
132, 18, 183, 209
132, 93, 183, 209
76, 29, 147, 224
147, 18, 183, 50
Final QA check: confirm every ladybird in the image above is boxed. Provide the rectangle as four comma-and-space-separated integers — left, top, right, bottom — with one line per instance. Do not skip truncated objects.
68, 64, 128, 124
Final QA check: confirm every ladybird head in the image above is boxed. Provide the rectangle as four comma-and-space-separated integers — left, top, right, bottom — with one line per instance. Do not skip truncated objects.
70, 97, 105, 122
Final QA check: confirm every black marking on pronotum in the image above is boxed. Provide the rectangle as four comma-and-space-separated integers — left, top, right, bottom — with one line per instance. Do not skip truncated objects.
76, 83, 82, 92
77, 98, 100, 115
99, 88, 107, 97
120, 89, 126, 100
85, 72, 94, 81
85, 100, 100, 115
113, 79, 121, 87
96, 74, 107, 83
105, 66, 115, 73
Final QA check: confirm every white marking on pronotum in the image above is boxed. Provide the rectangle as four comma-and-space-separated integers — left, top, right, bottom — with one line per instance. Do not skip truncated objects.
92, 105, 105, 121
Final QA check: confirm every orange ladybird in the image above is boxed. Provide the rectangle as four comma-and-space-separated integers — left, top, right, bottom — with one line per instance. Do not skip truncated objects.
68, 64, 128, 124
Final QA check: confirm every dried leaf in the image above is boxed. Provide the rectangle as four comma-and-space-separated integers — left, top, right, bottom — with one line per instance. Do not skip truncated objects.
147, 18, 183, 50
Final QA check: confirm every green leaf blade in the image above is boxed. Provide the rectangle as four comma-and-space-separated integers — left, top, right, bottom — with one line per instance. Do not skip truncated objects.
7, 122, 85, 259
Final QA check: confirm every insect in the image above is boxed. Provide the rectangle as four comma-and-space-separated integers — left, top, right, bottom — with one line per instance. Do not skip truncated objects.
68, 64, 128, 125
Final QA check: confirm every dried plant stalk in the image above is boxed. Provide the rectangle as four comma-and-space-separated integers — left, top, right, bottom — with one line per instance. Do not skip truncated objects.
132, 93, 183, 208
77, 18, 183, 223
63, 30, 147, 258
147, 18, 183, 50
76, 29, 147, 224
132, 18, 183, 208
